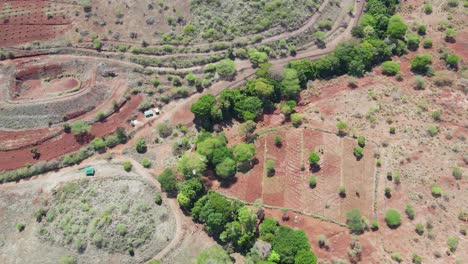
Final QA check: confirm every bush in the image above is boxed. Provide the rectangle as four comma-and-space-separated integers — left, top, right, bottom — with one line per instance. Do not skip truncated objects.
71, 120, 91, 136
447, 235, 459, 252
391, 253, 402, 263
431, 186, 442, 197
406, 34, 420, 51
385, 209, 401, 228
291, 113, 302, 127
357, 136, 366, 147
445, 28, 457, 42
384, 187, 392, 198
266, 160, 275, 176
432, 110, 442, 121
123, 161, 132, 172
158, 169, 177, 193
339, 186, 346, 197
423, 4, 432, 14
157, 123, 173, 138
353, 146, 363, 159
346, 209, 366, 234
371, 220, 379, 231
93, 38, 102, 50
423, 38, 433, 48
135, 138, 147, 153
452, 166, 463, 180
59, 256, 76, 264
154, 194, 162, 205
448, 0, 459, 7
415, 223, 424, 235
381, 61, 400, 76
309, 175, 317, 188
91, 138, 106, 152
405, 204, 415, 220
116, 224, 127, 236
427, 126, 439, 137
337, 121, 348, 135
414, 76, 425, 90
215, 59, 236, 79
16, 223, 25, 232
417, 25, 426, 35
96, 111, 106, 122
308, 152, 320, 166
142, 158, 151, 168
274, 135, 282, 147
411, 54, 432, 74
412, 254, 422, 264
445, 54, 460, 69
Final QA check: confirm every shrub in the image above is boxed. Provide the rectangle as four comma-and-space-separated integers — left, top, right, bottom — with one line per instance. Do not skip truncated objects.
391, 252, 402, 263
415, 76, 425, 90
116, 224, 127, 236
447, 235, 459, 252
432, 110, 442, 121
382, 61, 400, 76
427, 126, 439, 137
96, 111, 106, 122
135, 138, 147, 153
357, 136, 366, 147
385, 209, 401, 228
63, 123, 71, 133
406, 34, 420, 50
154, 194, 162, 205
215, 59, 236, 79
448, 0, 459, 7
123, 161, 132, 172
309, 175, 317, 188
274, 135, 282, 147
91, 138, 106, 152
445, 54, 460, 68
308, 152, 320, 166
445, 28, 457, 42
93, 38, 102, 50
423, 38, 433, 48
417, 25, 426, 35
405, 204, 415, 220
371, 220, 379, 231
339, 186, 346, 197
158, 169, 177, 193
266, 160, 275, 176
16, 223, 25, 232
431, 186, 442, 197
353, 146, 363, 159
138, 100, 152, 111
412, 254, 422, 264
415, 223, 424, 235
385, 187, 392, 198
411, 54, 432, 74
337, 121, 348, 135
346, 209, 366, 234
423, 4, 433, 14
452, 166, 463, 180
390, 127, 396, 134
317, 235, 329, 249
71, 120, 91, 136
157, 123, 173, 138
142, 158, 151, 168
59, 256, 76, 264
291, 113, 302, 127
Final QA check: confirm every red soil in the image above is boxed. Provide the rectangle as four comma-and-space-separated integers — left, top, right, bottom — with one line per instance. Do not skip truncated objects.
18, 77, 80, 99
0, 1, 72, 47
0, 95, 142, 171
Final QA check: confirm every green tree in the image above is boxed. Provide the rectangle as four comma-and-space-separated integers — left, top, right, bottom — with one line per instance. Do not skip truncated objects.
233, 143, 256, 164
291, 113, 303, 127
406, 34, 420, 51
191, 95, 218, 128
260, 217, 278, 242
135, 138, 147, 153
294, 250, 317, 264
346, 209, 366, 234
445, 54, 460, 69
382, 61, 400, 75
234, 96, 263, 121
176, 152, 207, 179
272, 226, 311, 263
71, 120, 91, 136
196, 245, 232, 264
354, 146, 364, 159
215, 158, 237, 180
385, 209, 401, 228
281, 68, 301, 99
177, 178, 204, 210
386, 15, 407, 39
158, 169, 178, 193
248, 49, 268, 67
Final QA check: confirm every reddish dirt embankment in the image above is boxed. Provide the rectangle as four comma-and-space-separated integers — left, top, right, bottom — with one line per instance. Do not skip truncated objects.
0, 95, 142, 171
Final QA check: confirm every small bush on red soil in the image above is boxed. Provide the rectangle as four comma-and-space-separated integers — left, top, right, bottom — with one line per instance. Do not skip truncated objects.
423, 4, 432, 14
91, 138, 106, 152
353, 147, 363, 160
445, 54, 460, 69
141, 159, 151, 168
410, 54, 432, 74
385, 209, 401, 228
266, 160, 275, 176
71, 120, 91, 136
431, 186, 442, 197
274, 135, 282, 147
384, 187, 392, 198
308, 152, 320, 167
346, 209, 366, 234
452, 166, 463, 180
123, 161, 132, 172
339, 186, 346, 198
371, 220, 379, 231
382, 61, 400, 75
291, 113, 303, 127
405, 204, 415, 220
336, 121, 348, 135
445, 28, 457, 42
447, 235, 459, 252
423, 38, 433, 48
357, 136, 366, 148
417, 25, 426, 35
415, 223, 424, 235
309, 175, 317, 188
412, 253, 422, 264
